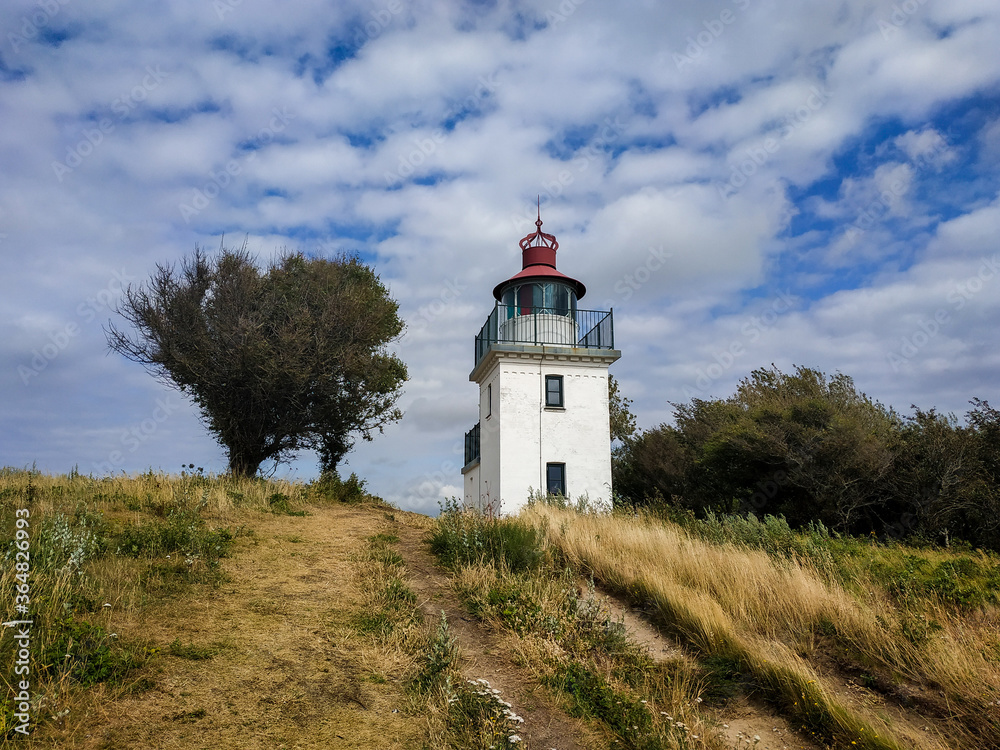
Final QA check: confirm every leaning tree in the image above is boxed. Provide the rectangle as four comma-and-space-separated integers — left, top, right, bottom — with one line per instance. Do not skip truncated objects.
106, 244, 408, 477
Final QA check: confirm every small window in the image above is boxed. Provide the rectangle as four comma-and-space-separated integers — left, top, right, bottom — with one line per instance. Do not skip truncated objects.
486, 383, 492, 418
546, 463, 566, 497
545, 375, 563, 407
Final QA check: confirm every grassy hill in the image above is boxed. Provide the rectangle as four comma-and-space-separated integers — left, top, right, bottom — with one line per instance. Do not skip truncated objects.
1, 470, 998, 749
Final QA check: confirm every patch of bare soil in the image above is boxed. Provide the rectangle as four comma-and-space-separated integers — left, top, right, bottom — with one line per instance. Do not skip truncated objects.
392, 519, 606, 750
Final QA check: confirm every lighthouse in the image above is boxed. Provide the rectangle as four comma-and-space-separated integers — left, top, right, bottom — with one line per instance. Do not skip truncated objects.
461, 210, 621, 515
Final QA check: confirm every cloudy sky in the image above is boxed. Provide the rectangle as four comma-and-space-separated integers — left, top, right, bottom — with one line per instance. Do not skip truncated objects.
2, 0, 998, 514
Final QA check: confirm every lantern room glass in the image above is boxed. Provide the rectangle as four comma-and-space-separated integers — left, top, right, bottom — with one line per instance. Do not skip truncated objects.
501, 282, 577, 318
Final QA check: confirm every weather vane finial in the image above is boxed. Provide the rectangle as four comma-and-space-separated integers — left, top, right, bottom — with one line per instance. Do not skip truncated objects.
520, 196, 558, 251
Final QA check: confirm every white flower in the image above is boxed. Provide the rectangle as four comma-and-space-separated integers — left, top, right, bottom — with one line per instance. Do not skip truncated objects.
508, 734, 522, 743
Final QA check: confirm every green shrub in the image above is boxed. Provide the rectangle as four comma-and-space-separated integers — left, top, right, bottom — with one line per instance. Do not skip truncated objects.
544, 662, 654, 745
114, 509, 233, 562
308, 472, 372, 504
430, 499, 544, 573
268, 492, 307, 516
40, 618, 146, 687
415, 611, 457, 693
445, 679, 524, 749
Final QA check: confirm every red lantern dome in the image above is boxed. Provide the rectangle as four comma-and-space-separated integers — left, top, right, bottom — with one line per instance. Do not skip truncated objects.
492, 208, 586, 302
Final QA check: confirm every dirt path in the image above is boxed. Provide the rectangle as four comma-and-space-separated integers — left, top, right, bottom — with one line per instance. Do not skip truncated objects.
393, 519, 605, 750
391, 514, 828, 750
592, 588, 828, 750
45, 505, 426, 750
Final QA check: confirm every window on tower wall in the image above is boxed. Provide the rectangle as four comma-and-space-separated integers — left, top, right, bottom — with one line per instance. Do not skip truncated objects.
545, 375, 563, 407
546, 463, 566, 497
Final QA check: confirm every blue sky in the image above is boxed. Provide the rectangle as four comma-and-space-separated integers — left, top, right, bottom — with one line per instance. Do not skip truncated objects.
1, 0, 998, 514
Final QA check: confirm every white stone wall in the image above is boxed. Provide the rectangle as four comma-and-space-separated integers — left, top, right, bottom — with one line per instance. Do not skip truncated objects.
467, 344, 619, 516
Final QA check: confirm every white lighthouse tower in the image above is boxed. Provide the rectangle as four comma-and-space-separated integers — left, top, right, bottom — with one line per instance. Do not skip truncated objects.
461, 210, 621, 515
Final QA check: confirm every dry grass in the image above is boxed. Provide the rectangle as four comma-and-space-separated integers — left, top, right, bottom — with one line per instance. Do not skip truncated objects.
527, 504, 1000, 750
0, 469, 438, 748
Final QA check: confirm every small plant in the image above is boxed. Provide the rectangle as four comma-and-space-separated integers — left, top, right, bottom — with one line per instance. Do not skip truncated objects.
167, 638, 219, 660
308, 472, 372, 504
544, 661, 657, 746
445, 679, 525, 749
40, 618, 146, 687
268, 492, 308, 516
430, 498, 544, 573
415, 611, 457, 693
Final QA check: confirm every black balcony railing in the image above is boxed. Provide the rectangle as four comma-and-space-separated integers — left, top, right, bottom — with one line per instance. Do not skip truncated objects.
464, 422, 480, 467
474, 303, 614, 367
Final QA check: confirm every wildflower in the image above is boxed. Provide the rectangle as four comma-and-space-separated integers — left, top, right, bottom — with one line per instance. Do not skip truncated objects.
508, 735, 522, 744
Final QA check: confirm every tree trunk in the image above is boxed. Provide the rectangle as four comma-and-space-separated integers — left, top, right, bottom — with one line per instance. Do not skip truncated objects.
228, 448, 263, 478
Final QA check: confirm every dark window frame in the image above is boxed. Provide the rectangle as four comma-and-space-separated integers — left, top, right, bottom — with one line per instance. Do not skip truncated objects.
546, 462, 566, 497
545, 374, 564, 408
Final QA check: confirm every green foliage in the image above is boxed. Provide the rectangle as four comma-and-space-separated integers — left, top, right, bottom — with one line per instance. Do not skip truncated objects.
307, 471, 372, 504
32, 506, 106, 572
114, 508, 233, 563
614, 364, 1000, 551
657, 504, 1000, 610
167, 638, 219, 660
699, 654, 745, 705
41, 618, 147, 686
106, 246, 408, 477
430, 498, 544, 572
544, 662, 657, 747
349, 531, 418, 641
415, 611, 458, 693
443, 680, 525, 750
267, 492, 308, 516
609, 374, 638, 442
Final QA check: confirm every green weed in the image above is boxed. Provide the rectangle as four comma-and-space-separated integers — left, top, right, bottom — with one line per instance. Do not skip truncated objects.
430, 498, 544, 572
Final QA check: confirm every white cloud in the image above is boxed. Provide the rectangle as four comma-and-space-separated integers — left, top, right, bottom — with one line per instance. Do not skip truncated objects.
1, 0, 999, 512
